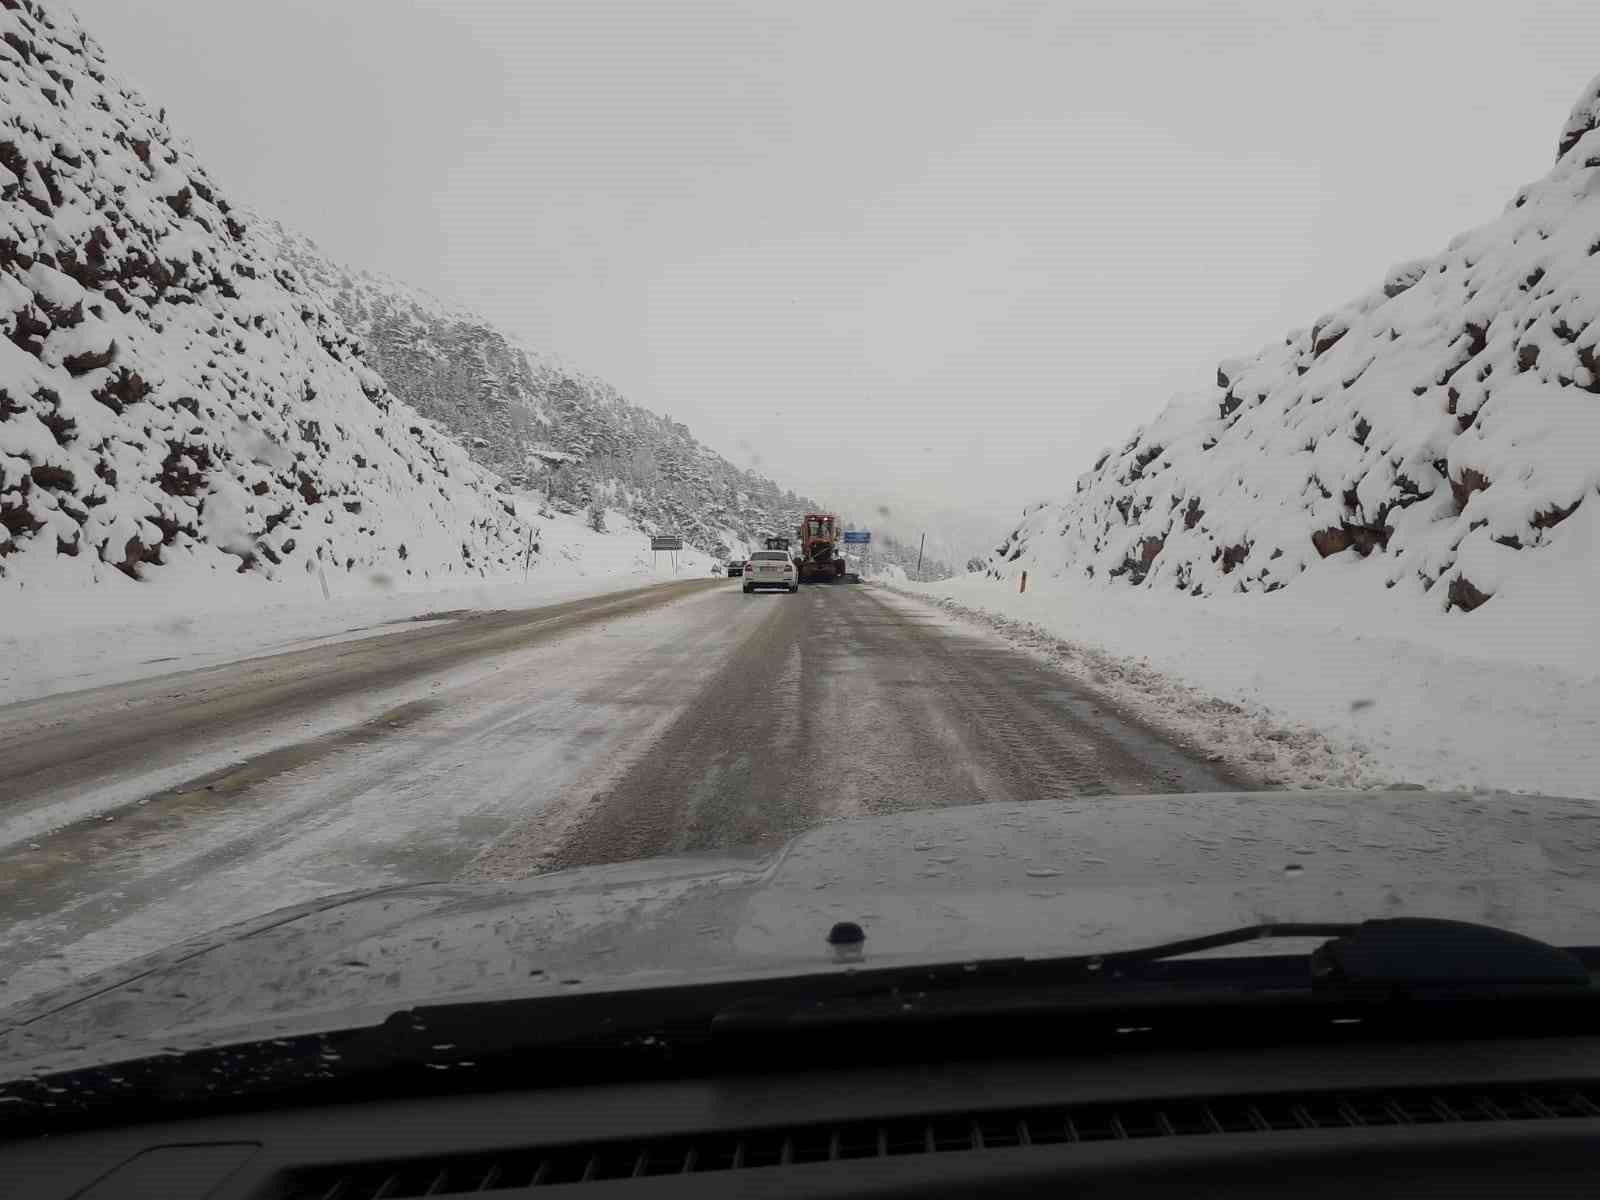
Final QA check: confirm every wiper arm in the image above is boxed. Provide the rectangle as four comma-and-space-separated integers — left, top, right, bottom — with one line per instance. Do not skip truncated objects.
712, 919, 1592, 1032
1054, 917, 1592, 988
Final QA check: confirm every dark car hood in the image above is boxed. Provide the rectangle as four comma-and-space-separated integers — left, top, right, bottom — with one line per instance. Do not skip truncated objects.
4, 789, 1599, 1079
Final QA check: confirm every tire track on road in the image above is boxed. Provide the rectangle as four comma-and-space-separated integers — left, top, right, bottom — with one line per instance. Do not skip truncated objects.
0, 580, 721, 845
534, 584, 1249, 874
0, 579, 744, 1006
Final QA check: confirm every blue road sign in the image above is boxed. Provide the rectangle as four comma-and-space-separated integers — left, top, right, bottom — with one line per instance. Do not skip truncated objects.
842, 530, 871, 544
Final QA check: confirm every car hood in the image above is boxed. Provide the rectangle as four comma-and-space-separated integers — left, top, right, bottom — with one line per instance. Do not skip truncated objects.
4, 788, 1600, 1078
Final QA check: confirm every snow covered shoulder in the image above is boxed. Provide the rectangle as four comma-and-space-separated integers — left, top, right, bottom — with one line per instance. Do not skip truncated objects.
892, 573, 1599, 802
944, 71, 1600, 802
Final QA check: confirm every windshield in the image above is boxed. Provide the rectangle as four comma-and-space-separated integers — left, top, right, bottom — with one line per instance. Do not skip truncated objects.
2, 0, 1598, 1094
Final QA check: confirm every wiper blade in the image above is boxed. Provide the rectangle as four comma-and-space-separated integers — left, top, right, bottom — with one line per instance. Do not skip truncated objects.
1077, 922, 1357, 970
225, 922, 1600, 1071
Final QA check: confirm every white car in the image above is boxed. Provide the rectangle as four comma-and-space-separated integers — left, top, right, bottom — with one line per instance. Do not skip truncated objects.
742, 549, 798, 593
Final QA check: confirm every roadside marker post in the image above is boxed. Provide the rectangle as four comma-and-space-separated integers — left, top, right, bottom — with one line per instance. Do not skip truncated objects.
1020, 570, 1027, 594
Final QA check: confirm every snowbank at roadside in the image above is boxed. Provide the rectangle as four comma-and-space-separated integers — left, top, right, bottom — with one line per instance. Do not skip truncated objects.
890, 573, 1600, 801
1, 499, 723, 704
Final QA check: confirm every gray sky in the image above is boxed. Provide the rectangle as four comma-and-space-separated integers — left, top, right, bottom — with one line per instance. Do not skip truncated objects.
74, 0, 1598, 529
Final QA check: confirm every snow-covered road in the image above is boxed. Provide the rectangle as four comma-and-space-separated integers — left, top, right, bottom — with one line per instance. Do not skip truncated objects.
0, 581, 1242, 1009
0, 580, 732, 1005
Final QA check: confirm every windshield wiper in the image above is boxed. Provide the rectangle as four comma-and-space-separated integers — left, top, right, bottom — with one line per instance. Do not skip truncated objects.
994, 917, 1591, 988
711, 918, 1593, 1032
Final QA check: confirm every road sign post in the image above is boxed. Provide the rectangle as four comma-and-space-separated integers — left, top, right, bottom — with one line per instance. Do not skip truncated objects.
650, 534, 683, 573
842, 529, 870, 582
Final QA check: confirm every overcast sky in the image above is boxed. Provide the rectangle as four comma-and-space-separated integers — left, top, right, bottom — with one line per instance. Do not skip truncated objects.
73, 0, 1599, 528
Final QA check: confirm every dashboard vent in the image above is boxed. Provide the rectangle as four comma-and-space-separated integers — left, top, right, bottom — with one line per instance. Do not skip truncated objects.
286, 1081, 1600, 1197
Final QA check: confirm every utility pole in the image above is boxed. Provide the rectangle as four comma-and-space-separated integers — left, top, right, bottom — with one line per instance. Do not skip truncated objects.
915, 533, 926, 582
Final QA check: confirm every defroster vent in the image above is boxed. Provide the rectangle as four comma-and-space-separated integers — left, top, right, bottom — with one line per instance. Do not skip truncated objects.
284, 1081, 1600, 1197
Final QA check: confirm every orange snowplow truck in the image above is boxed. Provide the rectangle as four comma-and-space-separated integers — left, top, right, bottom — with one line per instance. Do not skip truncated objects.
794, 512, 847, 583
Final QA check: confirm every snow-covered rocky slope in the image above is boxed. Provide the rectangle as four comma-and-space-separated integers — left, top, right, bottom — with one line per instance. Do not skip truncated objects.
993, 73, 1600, 616
264, 223, 821, 562
0, 1, 529, 604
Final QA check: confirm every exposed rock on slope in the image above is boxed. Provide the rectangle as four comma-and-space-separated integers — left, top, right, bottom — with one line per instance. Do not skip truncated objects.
994, 72, 1600, 613
265, 224, 818, 560
0, 1, 526, 592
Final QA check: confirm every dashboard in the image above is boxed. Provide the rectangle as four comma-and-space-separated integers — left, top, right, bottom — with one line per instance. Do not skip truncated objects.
8, 1035, 1600, 1197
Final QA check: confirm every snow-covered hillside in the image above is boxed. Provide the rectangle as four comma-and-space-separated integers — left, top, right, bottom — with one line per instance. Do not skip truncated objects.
264, 223, 823, 562
0, 1, 531, 606
993, 72, 1600, 617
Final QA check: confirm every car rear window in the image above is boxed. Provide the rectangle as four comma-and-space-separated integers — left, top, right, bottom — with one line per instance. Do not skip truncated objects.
751, 551, 789, 561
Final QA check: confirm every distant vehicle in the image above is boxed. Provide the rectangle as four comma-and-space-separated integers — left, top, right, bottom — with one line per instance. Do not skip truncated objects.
794, 512, 847, 583
727, 559, 745, 578
763, 535, 791, 551
743, 550, 798, 593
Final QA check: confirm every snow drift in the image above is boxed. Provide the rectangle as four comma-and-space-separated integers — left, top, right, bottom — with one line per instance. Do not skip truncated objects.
0, 1, 529, 601
994, 72, 1600, 615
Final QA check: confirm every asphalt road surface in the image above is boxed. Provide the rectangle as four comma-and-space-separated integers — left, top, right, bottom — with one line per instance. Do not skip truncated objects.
0, 580, 1242, 1006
